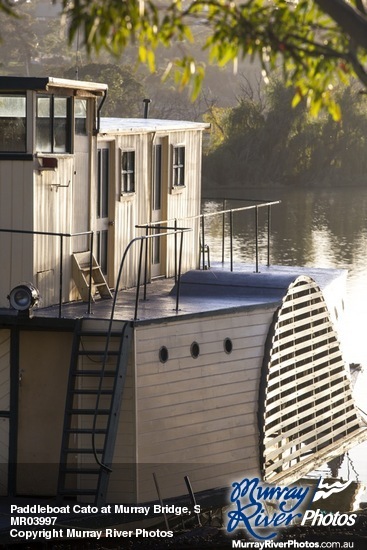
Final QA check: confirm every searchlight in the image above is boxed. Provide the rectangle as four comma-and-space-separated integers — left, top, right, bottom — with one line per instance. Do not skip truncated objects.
8, 283, 40, 317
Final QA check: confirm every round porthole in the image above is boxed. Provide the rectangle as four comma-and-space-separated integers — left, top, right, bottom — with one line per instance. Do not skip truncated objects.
224, 337, 233, 354
159, 346, 169, 363
190, 341, 200, 359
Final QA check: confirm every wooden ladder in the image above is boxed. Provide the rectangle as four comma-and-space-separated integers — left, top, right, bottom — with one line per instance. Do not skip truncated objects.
57, 318, 132, 505
72, 251, 113, 301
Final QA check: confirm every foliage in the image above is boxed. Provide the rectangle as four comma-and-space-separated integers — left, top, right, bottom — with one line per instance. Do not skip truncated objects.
56, 0, 367, 118
62, 64, 146, 117
202, 81, 367, 188
0, 1, 19, 17
0, 1, 39, 75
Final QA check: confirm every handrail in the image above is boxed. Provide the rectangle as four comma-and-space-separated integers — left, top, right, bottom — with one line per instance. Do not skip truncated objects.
135, 224, 183, 297
0, 227, 93, 318
0, 198, 280, 318
139, 199, 281, 273
200, 199, 280, 271
114, 226, 192, 320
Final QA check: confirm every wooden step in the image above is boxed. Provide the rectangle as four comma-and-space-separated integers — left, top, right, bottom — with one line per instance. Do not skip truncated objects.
72, 251, 112, 301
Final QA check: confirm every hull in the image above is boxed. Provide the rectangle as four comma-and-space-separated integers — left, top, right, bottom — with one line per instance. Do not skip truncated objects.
2, 265, 365, 505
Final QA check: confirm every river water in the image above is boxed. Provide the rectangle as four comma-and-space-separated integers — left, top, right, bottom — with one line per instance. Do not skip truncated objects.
203, 186, 367, 494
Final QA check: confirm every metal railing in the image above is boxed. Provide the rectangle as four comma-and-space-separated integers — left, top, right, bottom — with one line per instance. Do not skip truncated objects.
137, 198, 281, 276
126, 198, 280, 317
0, 227, 93, 318
0, 224, 190, 320
116, 225, 191, 320
0, 198, 280, 319
200, 198, 281, 272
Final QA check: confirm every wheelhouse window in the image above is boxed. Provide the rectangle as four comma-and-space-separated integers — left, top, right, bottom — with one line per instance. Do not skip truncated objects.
0, 94, 26, 152
36, 95, 71, 153
75, 99, 87, 136
121, 150, 135, 194
172, 145, 185, 187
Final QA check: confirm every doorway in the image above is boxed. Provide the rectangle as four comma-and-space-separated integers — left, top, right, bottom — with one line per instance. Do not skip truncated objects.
17, 330, 72, 495
151, 138, 167, 278
96, 143, 114, 281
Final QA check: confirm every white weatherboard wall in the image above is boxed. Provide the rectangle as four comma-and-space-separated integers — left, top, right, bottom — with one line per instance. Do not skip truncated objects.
34, 157, 76, 305
165, 129, 203, 277
0, 161, 34, 307
98, 127, 204, 291
108, 133, 150, 290
132, 307, 275, 503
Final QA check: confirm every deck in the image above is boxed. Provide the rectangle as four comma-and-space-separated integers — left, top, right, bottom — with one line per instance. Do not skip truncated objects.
29, 263, 346, 325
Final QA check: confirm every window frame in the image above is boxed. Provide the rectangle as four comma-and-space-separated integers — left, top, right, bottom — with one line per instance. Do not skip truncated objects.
172, 144, 185, 189
35, 93, 72, 154
121, 149, 136, 195
97, 147, 109, 219
74, 98, 88, 136
0, 93, 27, 155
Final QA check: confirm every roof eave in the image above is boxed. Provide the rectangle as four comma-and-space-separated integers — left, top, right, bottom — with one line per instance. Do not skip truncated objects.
0, 76, 108, 96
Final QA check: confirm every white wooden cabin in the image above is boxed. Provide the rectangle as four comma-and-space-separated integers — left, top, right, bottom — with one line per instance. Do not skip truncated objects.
0, 76, 366, 512
0, 76, 207, 308
97, 118, 205, 288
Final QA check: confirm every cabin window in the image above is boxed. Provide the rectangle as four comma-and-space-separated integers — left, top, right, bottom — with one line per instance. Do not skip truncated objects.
121, 150, 135, 194
0, 94, 26, 152
36, 95, 71, 153
172, 145, 185, 187
75, 99, 87, 136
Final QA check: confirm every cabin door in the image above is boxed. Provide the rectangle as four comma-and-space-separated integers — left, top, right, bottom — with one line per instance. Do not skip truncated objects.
16, 331, 72, 495
96, 144, 114, 281
151, 139, 167, 278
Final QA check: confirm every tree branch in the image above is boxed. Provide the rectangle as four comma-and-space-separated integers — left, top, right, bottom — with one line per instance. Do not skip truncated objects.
315, 0, 367, 49
355, 0, 367, 16
346, 48, 367, 88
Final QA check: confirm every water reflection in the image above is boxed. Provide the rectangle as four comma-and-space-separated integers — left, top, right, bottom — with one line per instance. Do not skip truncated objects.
203, 187, 367, 495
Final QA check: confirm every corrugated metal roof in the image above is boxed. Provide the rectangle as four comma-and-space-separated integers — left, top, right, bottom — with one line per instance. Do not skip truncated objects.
99, 117, 210, 134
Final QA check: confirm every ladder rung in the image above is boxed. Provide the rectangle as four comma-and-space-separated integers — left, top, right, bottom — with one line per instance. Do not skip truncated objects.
61, 467, 101, 475
73, 389, 114, 395
71, 370, 116, 376
80, 266, 100, 272
69, 408, 111, 415
78, 331, 122, 338
77, 350, 119, 356
67, 428, 108, 434
58, 489, 98, 496
64, 448, 104, 454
